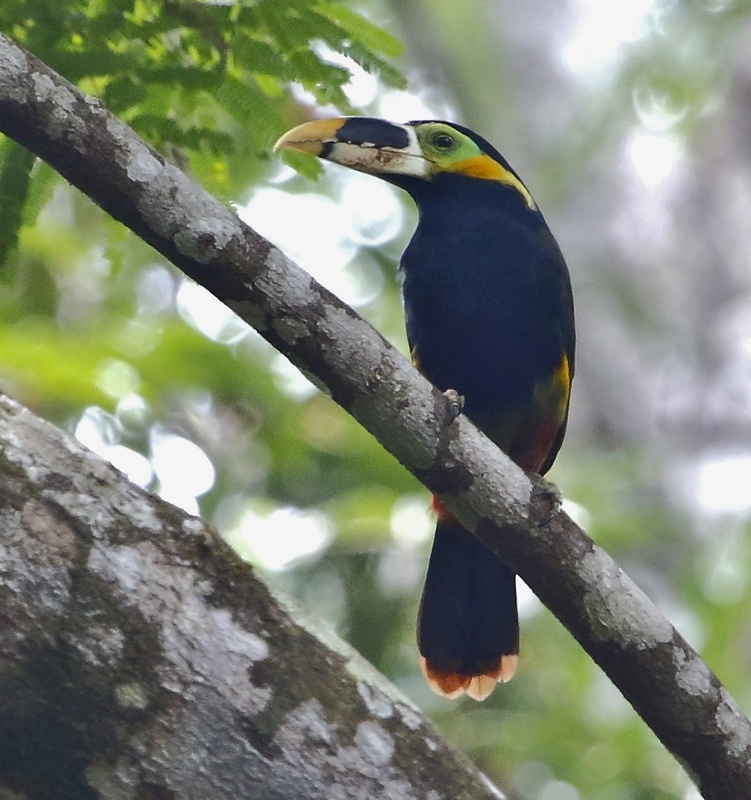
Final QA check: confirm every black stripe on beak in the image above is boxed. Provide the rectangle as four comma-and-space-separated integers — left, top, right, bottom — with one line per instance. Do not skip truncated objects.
333, 117, 411, 150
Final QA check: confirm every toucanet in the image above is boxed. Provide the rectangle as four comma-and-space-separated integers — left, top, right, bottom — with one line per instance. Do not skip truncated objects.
275, 117, 575, 701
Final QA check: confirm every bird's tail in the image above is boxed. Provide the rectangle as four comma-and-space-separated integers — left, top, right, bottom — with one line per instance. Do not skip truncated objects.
417, 511, 519, 701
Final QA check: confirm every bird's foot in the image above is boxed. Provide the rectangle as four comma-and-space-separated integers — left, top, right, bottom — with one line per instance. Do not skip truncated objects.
531, 478, 562, 527
442, 388, 465, 422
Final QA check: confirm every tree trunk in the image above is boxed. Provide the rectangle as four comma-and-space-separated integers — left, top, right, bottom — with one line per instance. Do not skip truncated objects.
0, 394, 500, 799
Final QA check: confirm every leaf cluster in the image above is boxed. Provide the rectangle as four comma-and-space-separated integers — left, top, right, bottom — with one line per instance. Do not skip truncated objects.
0, 0, 414, 602
3, 0, 403, 149
0, 0, 404, 260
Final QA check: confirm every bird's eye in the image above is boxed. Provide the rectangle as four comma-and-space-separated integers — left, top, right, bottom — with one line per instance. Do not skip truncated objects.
432, 132, 454, 149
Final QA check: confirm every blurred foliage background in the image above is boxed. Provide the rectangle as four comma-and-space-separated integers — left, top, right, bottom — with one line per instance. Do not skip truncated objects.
3, 1, 751, 798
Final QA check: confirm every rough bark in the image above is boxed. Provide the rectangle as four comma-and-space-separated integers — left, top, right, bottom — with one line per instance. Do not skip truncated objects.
1, 32, 750, 798
0, 395, 501, 799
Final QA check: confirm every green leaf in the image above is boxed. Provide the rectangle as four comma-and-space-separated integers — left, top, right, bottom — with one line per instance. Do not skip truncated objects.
233, 34, 292, 79
316, 2, 403, 59
215, 76, 285, 144
278, 148, 324, 180
0, 140, 36, 267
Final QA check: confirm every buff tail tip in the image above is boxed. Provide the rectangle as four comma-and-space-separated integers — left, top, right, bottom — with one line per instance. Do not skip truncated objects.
419, 654, 519, 702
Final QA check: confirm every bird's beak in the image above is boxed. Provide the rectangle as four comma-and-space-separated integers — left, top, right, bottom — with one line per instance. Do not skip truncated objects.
274, 117, 429, 179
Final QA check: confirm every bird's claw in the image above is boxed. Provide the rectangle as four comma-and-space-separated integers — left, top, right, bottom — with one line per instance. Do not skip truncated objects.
532, 480, 563, 527
443, 388, 465, 422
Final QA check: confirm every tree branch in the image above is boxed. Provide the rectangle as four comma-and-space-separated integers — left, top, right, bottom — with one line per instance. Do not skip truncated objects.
1, 32, 750, 798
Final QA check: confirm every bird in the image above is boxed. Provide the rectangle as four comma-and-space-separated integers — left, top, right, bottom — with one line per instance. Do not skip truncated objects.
274, 117, 575, 701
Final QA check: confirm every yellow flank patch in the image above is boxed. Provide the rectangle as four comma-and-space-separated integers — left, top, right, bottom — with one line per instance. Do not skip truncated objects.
445, 155, 536, 209
410, 344, 421, 370
554, 352, 570, 394
533, 351, 571, 421
549, 353, 571, 420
